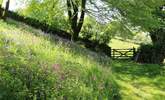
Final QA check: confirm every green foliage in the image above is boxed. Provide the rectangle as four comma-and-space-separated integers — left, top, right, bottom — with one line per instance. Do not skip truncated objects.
103, 0, 165, 63
0, 0, 2, 5
104, 0, 164, 30
136, 44, 154, 63
0, 20, 120, 99
21, 0, 69, 30
20, 0, 137, 43
136, 43, 165, 64
81, 16, 137, 44
81, 17, 114, 44
108, 21, 135, 39
18, 0, 141, 43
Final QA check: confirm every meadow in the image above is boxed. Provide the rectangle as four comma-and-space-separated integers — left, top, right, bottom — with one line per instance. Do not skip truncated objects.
0, 19, 165, 99
0, 19, 119, 99
109, 39, 139, 49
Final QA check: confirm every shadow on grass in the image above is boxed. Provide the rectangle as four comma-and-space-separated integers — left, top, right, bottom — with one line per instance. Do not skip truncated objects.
111, 60, 165, 99
111, 60, 165, 78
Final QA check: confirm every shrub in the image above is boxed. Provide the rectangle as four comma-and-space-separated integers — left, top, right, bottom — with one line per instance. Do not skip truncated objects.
136, 44, 164, 64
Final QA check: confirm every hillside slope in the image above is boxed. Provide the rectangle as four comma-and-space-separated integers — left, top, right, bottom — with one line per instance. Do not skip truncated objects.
0, 19, 120, 99
1, 19, 165, 100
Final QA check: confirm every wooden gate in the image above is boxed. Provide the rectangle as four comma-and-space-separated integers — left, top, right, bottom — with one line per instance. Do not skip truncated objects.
111, 48, 136, 59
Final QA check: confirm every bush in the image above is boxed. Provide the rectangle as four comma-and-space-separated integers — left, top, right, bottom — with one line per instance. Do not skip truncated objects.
136, 44, 164, 64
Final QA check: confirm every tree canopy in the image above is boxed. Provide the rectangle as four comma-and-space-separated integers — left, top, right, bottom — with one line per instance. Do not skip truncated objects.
103, 0, 164, 30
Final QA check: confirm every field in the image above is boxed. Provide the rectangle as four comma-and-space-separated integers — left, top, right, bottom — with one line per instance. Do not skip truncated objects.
0, 19, 165, 99
109, 39, 139, 49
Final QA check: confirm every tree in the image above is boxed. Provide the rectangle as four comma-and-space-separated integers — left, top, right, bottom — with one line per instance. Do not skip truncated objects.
3, 0, 10, 20
0, 0, 3, 18
0, 0, 10, 20
143, 6, 165, 63
103, 0, 165, 63
22, 0, 68, 30
103, 0, 164, 29
66, 0, 87, 41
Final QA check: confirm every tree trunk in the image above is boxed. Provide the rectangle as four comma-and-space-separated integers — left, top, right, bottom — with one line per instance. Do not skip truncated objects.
0, 0, 3, 18
74, 0, 86, 41
151, 29, 165, 63
3, 0, 10, 20
67, 0, 86, 41
0, 4, 2, 18
136, 28, 165, 64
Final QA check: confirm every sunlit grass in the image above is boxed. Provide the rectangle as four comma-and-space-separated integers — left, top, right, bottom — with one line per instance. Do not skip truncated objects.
0, 19, 119, 99
112, 60, 165, 100
110, 39, 139, 49
0, 19, 165, 99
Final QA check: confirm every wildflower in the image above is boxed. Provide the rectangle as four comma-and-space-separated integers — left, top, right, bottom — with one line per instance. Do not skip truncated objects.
52, 64, 61, 72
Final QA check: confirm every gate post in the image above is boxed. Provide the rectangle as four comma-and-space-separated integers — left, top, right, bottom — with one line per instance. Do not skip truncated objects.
133, 47, 136, 59
110, 47, 111, 57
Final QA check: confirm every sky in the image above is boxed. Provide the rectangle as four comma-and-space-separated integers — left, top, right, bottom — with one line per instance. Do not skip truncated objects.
2, 0, 26, 11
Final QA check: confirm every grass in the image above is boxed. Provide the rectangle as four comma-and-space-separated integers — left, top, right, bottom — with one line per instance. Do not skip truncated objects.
0, 19, 119, 99
110, 39, 139, 49
0, 19, 165, 100
112, 60, 165, 100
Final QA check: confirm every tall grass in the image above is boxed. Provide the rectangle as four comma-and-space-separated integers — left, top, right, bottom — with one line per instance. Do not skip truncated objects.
0, 19, 120, 99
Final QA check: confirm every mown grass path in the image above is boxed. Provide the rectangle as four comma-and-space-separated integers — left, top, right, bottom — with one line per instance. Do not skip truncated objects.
112, 60, 165, 100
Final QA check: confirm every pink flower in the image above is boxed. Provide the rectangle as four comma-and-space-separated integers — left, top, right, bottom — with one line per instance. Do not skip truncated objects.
52, 64, 61, 72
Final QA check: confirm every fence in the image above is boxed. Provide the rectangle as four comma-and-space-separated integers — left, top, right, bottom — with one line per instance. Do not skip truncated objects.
111, 48, 136, 59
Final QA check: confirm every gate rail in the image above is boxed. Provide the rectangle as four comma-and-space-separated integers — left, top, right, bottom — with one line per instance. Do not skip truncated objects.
111, 48, 136, 59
